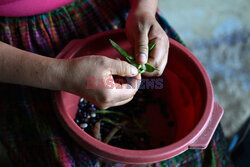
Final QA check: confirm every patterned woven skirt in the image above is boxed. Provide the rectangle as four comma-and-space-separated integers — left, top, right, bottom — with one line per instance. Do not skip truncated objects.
0, 0, 233, 166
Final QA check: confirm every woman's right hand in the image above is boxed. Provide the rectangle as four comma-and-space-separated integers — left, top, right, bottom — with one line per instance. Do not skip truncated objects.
0, 42, 139, 109
62, 56, 140, 109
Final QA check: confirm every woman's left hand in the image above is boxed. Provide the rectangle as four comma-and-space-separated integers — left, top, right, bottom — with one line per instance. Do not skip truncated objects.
125, 9, 169, 77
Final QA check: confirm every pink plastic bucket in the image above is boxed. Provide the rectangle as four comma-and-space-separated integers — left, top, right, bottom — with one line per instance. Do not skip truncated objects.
54, 29, 223, 164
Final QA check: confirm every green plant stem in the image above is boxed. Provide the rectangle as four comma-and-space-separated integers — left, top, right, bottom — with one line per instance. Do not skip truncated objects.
109, 39, 158, 73
94, 110, 128, 118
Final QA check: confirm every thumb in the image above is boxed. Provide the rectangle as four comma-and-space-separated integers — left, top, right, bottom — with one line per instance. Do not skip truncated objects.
135, 29, 149, 65
110, 59, 138, 77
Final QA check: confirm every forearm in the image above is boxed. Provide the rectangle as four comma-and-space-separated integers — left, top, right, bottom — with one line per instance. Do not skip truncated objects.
0, 42, 65, 90
129, 0, 158, 15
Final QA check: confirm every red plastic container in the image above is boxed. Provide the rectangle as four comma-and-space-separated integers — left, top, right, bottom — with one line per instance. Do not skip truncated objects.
54, 29, 223, 164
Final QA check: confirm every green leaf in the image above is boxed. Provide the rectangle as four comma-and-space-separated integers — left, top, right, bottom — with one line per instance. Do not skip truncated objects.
149, 43, 156, 51
145, 63, 158, 72
110, 39, 158, 74
109, 39, 135, 63
138, 64, 146, 73
94, 110, 128, 118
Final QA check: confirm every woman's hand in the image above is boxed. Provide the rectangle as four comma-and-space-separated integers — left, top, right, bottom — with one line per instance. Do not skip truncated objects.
0, 42, 140, 109
63, 56, 140, 109
126, 0, 169, 77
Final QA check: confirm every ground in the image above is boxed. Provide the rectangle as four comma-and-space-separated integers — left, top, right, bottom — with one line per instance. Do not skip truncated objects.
159, 0, 250, 138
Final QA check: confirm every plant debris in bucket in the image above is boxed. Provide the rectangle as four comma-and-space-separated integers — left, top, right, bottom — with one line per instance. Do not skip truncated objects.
74, 90, 158, 150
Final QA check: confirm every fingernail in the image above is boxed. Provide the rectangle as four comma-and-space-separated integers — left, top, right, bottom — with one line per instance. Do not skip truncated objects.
139, 53, 147, 64
131, 66, 138, 76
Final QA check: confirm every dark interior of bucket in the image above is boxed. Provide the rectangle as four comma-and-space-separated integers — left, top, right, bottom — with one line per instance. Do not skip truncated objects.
140, 48, 207, 147
60, 32, 207, 149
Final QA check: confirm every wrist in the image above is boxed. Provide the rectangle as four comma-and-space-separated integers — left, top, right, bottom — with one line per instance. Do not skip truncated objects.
57, 58, 89, 95
44, 58, 68, 91
130, 0, 158, 16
